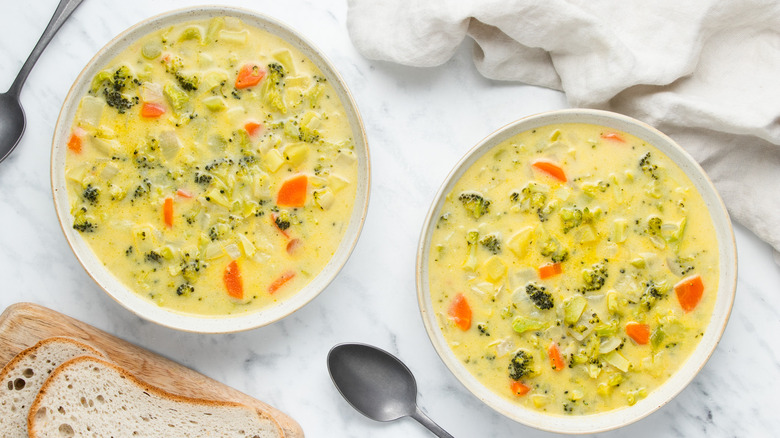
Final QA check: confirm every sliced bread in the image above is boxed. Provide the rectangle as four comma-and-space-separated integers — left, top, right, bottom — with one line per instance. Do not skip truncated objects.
28, 356, 283, 438
0, 337, 106, 437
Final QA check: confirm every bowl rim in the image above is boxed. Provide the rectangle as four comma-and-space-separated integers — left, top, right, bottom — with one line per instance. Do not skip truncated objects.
415, 108, 737, 433
50, 6, 371, 333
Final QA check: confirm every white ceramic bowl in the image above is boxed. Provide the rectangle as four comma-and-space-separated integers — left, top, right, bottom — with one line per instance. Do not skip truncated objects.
51, 7, 370, 333
416, 109, 736, 433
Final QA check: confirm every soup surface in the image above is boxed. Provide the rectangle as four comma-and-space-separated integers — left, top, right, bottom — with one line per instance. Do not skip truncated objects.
427, 123, 717, 415
64, 17, 358, 316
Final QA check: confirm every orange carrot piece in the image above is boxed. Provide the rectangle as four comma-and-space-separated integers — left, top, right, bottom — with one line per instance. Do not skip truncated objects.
163, 197, 174, 228
448, 293, 472, 331
223, 260, 244, 299
674, 274, 704, 312
277, 174, 308, 207
510, 381, 531, 396
547, 342, 566, 371
67, 133, 82, 154
235, 64, 265, 89
601, 132, 625, 142
538, 262, 562, 279
286, 238, 302, 255
176, 189, 193, 198
625, 321, 650, 345
141, 102, 166, 118
268, 270, 296, 294
532, 160, 567, 182
244, 121, 263, 136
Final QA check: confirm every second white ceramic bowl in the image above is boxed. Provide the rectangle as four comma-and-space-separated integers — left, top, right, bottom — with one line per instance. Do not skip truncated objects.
416, 109, 736, 434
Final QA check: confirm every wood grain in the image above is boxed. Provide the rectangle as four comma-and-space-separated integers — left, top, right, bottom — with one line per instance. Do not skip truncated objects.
0, 302, 304, 438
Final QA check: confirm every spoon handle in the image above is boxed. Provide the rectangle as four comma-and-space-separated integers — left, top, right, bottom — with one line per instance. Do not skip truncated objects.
411, 406, 454, 438
9, 0, 85, 95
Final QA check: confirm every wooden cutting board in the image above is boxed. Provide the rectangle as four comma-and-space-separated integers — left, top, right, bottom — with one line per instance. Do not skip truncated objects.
0, 302, 303, 438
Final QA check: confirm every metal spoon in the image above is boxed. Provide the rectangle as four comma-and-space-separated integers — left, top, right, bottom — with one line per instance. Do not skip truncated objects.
327, 343, 454, 438
0, 0, 85, 164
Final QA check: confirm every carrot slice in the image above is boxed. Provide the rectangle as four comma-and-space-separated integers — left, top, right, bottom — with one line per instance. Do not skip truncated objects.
448, 293, 472, 331
547, 342, 566, 371
277, 174, 308, 207
162, 197, 174, 228
674, 274, 704, 312
67, 133, 82, 154
141, 102, 166, 118
532, 160, 567, 182
625, 321, 650, 345
286, 238, 302, 255
244, 121, 263, 136
176, 189, 193, 198
223, 260, 243, 299
510, 381, 531, 396
268, 270, 296, 294
538, 262, 562, 279
601, 132, 625, 142
235, 64, 265, 89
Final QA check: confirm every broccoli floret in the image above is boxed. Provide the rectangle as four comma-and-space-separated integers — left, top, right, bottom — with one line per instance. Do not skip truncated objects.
274, 211, 292, 231
176, 283, 194, 296
510, 182, 551, 221
540, 238, 569, 263
458, 192, 491, 219
263, 62, 287, 113
508, 350, 534, 380
526, 283, 554, 310
72, 219, 96, 233
194, 172, 212, 185
82, 184, 99, 205
480, 234, 501, 254
581, 262, 608, 292
646, 216, 662, 235
180, 256, 205, 283
560, 207, 583, 233
639, 280, 667, 310
144, 251, 163, 263
93, 66, 139, 114
175, 73, 199, 91
639, 152, 659, 179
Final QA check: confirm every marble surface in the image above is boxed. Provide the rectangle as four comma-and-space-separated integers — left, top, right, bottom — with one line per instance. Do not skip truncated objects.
1, 0, 778, 437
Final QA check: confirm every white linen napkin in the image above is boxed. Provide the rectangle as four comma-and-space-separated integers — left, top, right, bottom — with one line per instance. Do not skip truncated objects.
347, 0, 780, 256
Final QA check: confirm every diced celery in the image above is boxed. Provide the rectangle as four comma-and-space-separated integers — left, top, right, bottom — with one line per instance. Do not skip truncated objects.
511, 316, 545, 334
604, 350, 630, 372
531, 395, 548, 408
630, 257, 646, 268
608, 373, 624, 386
205, 189, 231, 209
626, 388, 647, 406
650, 326, 666, 349
178, 26, 203, 43
202, 96, 227, 112
313, 188, 335, 210
218, 29, 249, 44
564, 295, 587, 325
549, 129, 561, 142
612, 218, 628, 243
205, 17, 225, 42
163, 84, 189, 112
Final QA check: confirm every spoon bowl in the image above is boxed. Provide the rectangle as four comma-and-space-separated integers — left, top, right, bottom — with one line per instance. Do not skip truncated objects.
327, 343, 453, 437
0, 0, 84, 165
0, 92, 26, 163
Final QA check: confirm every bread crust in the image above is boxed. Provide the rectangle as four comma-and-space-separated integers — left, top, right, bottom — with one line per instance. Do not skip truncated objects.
27, 356, 283, 437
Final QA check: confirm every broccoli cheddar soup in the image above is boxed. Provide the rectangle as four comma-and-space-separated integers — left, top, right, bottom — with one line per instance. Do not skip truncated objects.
428, 123, 718, 415
64, 17, 359, 316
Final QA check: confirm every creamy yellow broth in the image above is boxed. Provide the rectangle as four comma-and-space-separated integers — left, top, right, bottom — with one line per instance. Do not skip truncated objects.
428, 124, 717, 415
64, 17, 358, 316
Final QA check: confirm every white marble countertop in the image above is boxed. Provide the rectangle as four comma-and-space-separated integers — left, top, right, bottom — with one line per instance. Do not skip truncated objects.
1, 1, 778, 437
